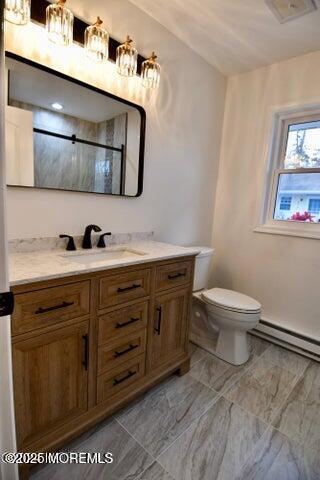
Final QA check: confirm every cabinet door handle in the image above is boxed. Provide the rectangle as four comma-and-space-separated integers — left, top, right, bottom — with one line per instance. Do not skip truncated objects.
114, 344, 138, 358
35, 300, 74, 315
82, 334, 89, 371
117, 283, 141, 293
115, 317, 140, 329
168, 272, 185, 280
154, 306, 162, 335
113, 370, 136, 386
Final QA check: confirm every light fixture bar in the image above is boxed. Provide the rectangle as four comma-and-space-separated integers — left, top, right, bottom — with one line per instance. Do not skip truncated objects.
29, 0, 147, 74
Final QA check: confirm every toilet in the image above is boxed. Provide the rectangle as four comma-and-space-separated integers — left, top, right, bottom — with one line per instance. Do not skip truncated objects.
190, 247, 261, 365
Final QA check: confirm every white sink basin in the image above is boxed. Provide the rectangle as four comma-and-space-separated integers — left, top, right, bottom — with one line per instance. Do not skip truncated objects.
61, 248, 146, 265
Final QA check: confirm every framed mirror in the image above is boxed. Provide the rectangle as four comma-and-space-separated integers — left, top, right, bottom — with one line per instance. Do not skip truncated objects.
5, 52, 146, 197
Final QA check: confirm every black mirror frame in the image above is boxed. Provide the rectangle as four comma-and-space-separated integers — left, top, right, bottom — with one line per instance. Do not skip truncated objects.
5, 51, 146, 198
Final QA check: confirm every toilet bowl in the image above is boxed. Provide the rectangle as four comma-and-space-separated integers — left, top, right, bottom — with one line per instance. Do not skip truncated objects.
190, 247, 261, 365
201, 288, 261, 365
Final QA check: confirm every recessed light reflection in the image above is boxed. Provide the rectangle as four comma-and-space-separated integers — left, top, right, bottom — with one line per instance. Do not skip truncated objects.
51, 102, 64, 110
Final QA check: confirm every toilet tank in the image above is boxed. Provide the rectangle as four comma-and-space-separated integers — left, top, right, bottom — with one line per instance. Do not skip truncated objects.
193, 247, 214, 291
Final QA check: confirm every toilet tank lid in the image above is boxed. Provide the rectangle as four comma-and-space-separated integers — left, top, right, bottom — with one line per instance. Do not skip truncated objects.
195, 246, 214, 258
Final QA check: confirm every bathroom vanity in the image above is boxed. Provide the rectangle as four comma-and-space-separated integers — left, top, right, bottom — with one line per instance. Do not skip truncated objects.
5, 49, 199, 476
9, 241, 198, 461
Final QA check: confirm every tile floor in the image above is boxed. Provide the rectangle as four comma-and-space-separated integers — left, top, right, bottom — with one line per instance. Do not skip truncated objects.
32, 335, 320, 480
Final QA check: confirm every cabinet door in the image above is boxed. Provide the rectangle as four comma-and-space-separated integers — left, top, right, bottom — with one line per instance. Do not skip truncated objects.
12, 322, 89, 448
147, 288, 189, 372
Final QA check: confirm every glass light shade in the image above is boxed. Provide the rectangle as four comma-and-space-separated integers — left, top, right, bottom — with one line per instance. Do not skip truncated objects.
84, 17, 109, 62
5, 0, 30, 25
116, 36, 137, 77
141, 52, 161, 89
46, 0, 74, 46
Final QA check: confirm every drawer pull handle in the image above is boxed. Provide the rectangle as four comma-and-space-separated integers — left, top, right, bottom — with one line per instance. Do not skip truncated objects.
115, 317, 140, 329
35, 300, 74, 315
154, 306, 162, 335
117, 283, 141, 293
113, 370, 137, 386
114, 344, 138, 358
168, 272, 185, 280
82, 334, 89, 371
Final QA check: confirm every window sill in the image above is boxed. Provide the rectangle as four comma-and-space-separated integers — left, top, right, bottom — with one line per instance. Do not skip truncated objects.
254, 222, 320, 240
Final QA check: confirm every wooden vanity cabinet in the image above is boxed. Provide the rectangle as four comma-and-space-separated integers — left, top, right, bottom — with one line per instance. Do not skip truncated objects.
10, 255, 195, 462
12, 322, 89, 447
148, 288, 190, 372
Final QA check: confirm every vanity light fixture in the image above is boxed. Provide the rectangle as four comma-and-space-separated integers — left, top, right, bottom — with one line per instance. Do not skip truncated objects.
84, 16, 109, 62
51, 102, 64, 110
116, 36, 138, 77
141, 52, 161, 89
5, 0, 31, 25
46, 0, 74, 46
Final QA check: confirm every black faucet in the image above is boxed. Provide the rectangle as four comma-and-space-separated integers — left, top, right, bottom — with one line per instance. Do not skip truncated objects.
82, 224, 102, 249
59, 234, 77, 251
97, 232, 112, 248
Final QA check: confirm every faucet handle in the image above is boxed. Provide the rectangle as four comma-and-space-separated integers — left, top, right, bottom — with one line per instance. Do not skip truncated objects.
97, 232, 112, 248
59, 234, 77, 251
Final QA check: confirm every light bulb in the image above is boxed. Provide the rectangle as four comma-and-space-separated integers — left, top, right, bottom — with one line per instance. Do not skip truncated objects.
84, 17, 109, 62
5, 0, 30, 25
46, 0, 74, 46
51, 103, 64, 110
116, 36, 138, 77
141, 52, 161, 89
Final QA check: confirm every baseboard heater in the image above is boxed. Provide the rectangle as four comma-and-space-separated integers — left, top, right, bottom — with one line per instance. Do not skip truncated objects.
252, 318, 320, 361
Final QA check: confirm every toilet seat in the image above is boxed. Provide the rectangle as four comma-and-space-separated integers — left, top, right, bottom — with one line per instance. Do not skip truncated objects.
201, 288, 261, 314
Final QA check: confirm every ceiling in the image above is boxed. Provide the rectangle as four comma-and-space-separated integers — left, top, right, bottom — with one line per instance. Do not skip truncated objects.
129, 0, 320, 75
7, 58, 134, 123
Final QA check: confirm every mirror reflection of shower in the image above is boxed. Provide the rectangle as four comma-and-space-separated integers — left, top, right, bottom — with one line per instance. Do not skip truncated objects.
5, 55, 144, 197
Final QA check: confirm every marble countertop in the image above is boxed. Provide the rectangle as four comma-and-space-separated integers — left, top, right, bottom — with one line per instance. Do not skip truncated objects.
9, 241, 200, 287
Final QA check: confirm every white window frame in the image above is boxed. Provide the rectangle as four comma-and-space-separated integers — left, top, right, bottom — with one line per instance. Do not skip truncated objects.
255, 104, 320, 240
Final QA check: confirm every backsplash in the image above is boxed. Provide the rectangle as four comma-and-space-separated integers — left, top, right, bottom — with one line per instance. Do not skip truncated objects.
9, 231, 154, 254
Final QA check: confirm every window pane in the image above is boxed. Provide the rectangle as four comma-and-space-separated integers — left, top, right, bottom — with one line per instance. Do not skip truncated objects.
274, 172, 320, 222
308, 198, 320, 214
284, 120, 320, 169
279, 196, 292, 210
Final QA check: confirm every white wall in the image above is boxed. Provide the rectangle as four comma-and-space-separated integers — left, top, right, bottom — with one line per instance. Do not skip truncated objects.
5, 0, 226, 246
212, 50, 320, 340
5, 106, 34, 186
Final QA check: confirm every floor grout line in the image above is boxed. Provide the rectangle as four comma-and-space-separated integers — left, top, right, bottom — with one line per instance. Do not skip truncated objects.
114, 416, 159, 480
32, 337, 319, 480
214, 343, 273, 397
154, 392, 223, 464
189, 343, 212, 368
116, 375, 222, 464
235, 423, 277, 477
221, 350, 310, 430
155, 393, 273, 480
114, 376, 176, 421
267, 360, 310, 430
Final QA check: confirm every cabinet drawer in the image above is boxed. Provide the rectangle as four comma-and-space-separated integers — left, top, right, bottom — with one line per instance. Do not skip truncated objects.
156, 261, 192, 292
99, 269, 150, 309
98, 330, 146, 374
12, 281, 90, 335
98, 302, 148, 343
97, 354, 145, 403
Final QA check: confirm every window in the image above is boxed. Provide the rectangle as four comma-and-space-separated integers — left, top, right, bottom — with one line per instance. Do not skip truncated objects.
308, 198, 320, 214
256, 108, 320, 239
279, 196, 292, 211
